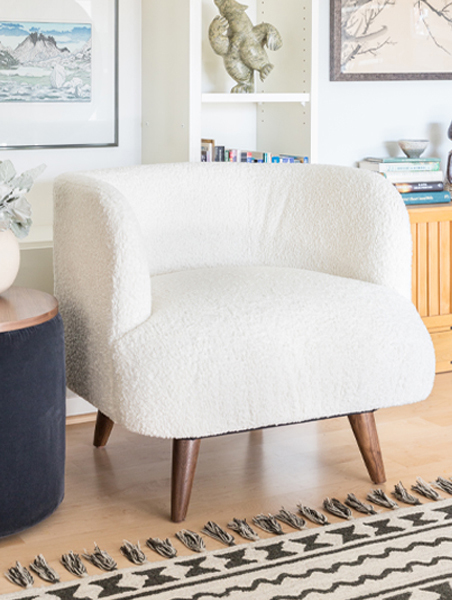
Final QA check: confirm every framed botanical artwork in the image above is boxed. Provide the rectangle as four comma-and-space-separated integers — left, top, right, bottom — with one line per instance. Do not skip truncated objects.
330, 0, 452, 81
0, 0, 118, 149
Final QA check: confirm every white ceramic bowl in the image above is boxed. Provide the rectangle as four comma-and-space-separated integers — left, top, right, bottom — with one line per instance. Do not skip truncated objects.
398, 139, 429, 158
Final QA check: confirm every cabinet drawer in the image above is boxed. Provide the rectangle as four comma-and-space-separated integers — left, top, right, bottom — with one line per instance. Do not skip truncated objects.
430, 328, 452, 373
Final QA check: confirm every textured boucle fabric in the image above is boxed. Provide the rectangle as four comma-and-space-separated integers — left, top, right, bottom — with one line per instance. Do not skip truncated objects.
53, 163, 435, 438
81, 163, 413, 298
54, 175, 151, 403
111, 266, 434, 438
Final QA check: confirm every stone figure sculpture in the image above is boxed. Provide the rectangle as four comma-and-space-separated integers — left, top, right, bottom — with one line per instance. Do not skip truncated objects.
209, 0, 282, 93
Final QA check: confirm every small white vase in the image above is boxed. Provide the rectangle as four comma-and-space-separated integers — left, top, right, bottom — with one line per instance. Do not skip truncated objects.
0, 229, 20, 295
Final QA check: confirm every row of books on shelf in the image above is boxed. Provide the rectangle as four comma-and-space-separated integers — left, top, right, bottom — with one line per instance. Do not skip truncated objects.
358, 156, 451, 205
201, 140, 309, 164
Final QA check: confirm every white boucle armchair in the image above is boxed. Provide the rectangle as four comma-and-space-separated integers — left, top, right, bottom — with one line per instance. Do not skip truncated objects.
54, 163, 435, 521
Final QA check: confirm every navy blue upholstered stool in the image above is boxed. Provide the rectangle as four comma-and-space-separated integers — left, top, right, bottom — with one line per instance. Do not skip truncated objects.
0, 287, 66, 538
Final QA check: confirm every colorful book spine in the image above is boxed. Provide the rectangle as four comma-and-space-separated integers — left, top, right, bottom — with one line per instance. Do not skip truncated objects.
214, 146, 225, 162
359, 159, 441, 173
201, 140, 309, 165
240, 151, 252, 163
201, 139, 214, 162
363, 156, 441, 163
394, 181, 444, 193
401, 191, 451, 205
227, 149, 238, 162
382, 170, 444, 183
250, 151, 265, 162
280, 154, 310, 163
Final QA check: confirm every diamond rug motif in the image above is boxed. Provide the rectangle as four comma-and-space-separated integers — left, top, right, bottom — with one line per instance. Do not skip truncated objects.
3, 499, 452, 600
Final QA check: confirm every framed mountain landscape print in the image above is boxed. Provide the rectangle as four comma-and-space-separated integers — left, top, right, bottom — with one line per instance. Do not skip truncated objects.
0, 0, 118, 148
331, 0, 452, 81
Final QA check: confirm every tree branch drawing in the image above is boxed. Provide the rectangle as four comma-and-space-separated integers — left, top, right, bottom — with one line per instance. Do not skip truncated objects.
415, 0, 452, 54
340, 0, 396, 71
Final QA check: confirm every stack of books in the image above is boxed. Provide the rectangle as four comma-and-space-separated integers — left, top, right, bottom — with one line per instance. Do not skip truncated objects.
358, 157, 450, 205
201, 140, 309, 164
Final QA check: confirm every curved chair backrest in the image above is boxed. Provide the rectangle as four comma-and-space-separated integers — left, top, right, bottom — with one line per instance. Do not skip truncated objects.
82, 162, 412, 298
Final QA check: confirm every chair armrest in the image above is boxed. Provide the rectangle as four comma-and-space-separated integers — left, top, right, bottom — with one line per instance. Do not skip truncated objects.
255, 165, 413, 300
54, 173, 151, 343
308, 167, 413, 300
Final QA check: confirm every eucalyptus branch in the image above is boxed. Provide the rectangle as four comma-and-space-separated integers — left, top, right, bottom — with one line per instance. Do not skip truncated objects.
0, 161, 45, 239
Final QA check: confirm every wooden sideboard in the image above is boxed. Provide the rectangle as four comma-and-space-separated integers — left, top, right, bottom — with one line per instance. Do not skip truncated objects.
409, 204, 452, 373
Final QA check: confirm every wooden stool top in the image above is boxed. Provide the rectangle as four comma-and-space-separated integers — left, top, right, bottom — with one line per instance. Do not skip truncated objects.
0, 287, 59, 333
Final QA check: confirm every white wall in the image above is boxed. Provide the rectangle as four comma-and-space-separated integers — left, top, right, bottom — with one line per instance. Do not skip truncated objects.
315, 3, 452, 168
7, 0, 142, 416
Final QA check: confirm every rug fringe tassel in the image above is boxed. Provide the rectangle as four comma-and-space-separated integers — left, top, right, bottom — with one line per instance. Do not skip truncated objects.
367, 489, 398, 510
5, 563, 34, 588
29, 555, 60, 584
411, 477, 441, 501
344, 493, 377, 515
393, 482, 422, 505
227, 518, 259, 541
434, 476, 452, 495
275, 507, 306, 530
6, 473, 452, 589
60, 552, 87, 578
146, 537, 178, 558
252, 514, 284, 535
201, 521, 235, 546
323, 497, 352, 520
175, 530, 206, 553
120, 541, 147, 565
297, 503, 329, 525
82, 544, 117, 571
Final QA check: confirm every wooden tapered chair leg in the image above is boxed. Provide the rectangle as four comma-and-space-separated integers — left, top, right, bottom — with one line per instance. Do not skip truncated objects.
171, 438, 201, 523
93, 411, 115, 448
348, 411, 386, 484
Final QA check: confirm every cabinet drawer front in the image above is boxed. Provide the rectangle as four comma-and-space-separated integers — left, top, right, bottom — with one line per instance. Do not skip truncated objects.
430, 328, 452, 373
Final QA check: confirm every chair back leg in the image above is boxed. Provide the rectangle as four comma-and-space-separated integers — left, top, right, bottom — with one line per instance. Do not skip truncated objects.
171, 438, 201, 522
348, 412, 386, 484
94, 411, 115, 448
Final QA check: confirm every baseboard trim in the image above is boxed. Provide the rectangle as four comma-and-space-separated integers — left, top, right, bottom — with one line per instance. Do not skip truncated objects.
66, 413, 96, 426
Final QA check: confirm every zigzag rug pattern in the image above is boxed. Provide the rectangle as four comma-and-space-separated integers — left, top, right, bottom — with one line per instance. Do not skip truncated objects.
3, 499, 452, 600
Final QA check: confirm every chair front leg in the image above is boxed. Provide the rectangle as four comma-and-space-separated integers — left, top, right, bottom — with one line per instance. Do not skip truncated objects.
171, 438, 201, 522
348, 412, 386, 484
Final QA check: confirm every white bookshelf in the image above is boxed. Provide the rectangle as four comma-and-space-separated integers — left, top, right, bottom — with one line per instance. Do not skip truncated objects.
142, 0, 316, 164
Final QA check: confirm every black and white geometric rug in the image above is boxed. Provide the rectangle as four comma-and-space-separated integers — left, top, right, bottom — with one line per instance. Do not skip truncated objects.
3, 499, 452, 600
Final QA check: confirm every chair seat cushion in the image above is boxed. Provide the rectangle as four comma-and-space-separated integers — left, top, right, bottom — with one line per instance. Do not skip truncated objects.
111, 266, 435, 438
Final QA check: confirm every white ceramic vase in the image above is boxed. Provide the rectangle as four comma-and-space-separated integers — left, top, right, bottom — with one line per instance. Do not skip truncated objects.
0, 229, 20, 295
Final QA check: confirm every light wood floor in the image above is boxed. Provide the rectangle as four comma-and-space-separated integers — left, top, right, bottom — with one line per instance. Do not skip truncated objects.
0, 372, 451, 594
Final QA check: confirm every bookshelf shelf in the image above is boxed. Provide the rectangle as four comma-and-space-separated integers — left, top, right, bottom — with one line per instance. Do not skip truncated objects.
202, 93, 310, 104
